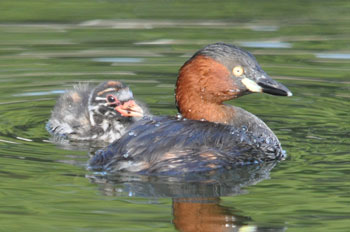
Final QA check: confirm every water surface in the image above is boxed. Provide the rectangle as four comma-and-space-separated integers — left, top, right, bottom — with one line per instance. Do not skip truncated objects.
0, 1, 349, 231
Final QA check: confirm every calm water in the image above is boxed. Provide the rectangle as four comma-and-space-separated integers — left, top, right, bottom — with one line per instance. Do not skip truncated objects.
0, 1, 349, 231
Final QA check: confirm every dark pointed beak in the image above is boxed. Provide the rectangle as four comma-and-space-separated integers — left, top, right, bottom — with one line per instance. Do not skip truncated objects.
257, 78, 293, 96
243, 70, 293, 97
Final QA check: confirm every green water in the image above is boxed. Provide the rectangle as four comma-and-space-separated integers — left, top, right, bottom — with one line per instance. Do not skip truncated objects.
0, 1, 349, 231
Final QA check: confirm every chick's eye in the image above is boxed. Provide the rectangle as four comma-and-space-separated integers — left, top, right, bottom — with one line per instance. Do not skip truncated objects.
107, 95, 116, 103
233, 66, 244, 77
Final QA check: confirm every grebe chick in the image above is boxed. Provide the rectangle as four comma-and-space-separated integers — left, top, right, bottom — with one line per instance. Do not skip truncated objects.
47, 80, 146, 144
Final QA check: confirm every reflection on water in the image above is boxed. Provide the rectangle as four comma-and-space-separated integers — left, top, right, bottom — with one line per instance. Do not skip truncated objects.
239, 41, 292, 48
315, 53, 350, 59
172, 199, 286, 232
92, 57, 144, 63
88, 162, 286, 231
88, 162, 276, 198
13, 90, 65, 97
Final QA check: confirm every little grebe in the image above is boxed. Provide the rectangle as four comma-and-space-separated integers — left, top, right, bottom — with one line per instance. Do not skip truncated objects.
47, 81, 146, 143
89, 43, 292, 174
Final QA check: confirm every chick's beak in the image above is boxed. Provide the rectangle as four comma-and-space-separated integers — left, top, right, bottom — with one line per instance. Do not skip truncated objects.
115, 100, 144, 117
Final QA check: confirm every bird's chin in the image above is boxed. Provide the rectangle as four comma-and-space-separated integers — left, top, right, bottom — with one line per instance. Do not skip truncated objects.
115, 100, 144, 118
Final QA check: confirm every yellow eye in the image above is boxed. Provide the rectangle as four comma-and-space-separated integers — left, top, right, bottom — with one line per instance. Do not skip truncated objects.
232, 66, 244, 77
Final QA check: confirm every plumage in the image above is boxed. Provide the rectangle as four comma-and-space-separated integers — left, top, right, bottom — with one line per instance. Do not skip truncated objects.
47, 81, 147, 144
89, 43, 292, 174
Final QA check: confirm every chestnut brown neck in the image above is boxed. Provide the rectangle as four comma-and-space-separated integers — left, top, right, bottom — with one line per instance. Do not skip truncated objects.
175, 55, 239, 124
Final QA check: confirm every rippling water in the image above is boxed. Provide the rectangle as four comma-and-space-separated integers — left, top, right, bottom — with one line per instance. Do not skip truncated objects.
0, 1, 349, 231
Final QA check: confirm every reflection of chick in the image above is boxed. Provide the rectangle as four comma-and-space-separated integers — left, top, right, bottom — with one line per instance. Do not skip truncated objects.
47, 81, 146, 144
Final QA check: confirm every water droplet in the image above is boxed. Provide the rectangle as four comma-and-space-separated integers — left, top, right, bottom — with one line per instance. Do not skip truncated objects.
128, 131, 135, 136
241, 126, 247, 131
144, 115, 153, 120
176, 113, 183, 119
282, 150, 287, 158
200, 118, 205, 121
188, 109, 191, 112
155, 123, 160, 127
123, 153, 129, 158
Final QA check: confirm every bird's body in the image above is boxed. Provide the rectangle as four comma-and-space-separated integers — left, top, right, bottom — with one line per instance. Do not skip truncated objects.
90, 114, 283, 174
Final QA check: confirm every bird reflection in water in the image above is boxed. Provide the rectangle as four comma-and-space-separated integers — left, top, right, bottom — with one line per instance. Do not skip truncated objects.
173, 197, 254, 232
87, 162, 286, 232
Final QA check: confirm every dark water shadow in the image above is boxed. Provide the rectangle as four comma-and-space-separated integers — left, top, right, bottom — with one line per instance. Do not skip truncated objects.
87, 162, 286, 232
